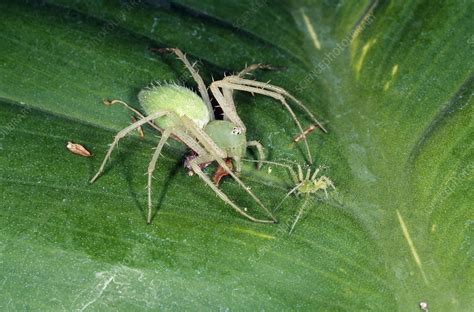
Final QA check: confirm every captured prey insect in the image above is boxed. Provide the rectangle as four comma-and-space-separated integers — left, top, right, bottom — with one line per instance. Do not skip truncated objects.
247, 159, 335, 233
90, 48, 326, 224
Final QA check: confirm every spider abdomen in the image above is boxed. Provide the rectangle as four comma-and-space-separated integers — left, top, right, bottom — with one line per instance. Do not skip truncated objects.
138, 84, 210, 129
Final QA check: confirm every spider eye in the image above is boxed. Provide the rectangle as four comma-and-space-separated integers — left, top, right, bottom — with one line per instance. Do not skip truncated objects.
231, 127, 242, 135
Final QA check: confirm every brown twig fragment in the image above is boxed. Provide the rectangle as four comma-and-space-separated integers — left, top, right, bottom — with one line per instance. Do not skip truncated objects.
293, 124, 322, 143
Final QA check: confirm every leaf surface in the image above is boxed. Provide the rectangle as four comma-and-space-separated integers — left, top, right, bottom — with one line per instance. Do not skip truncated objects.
0, 1, 472, 310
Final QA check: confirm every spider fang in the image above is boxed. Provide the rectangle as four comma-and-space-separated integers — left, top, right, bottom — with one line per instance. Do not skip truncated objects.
213, 159, 233, 186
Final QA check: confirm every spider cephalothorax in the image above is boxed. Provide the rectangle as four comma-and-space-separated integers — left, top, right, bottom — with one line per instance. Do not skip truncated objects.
90, 48, 326, 224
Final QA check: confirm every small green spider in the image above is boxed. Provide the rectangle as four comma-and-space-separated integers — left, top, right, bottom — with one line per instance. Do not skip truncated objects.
248, 159, 335, 233
90, 48, 326, 224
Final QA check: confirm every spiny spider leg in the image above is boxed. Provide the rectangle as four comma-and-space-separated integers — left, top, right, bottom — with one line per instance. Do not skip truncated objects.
143, 114, 275, 224
237, 64, 278, 78
297, 164, 304, 182
189, 155, 274, 224
289, 194, 310, 234
274, 182, 304, 212
209, 83, 246, 131
221, 63, 279, 123
158, 48, 214, 120
211, 80, 314, 164
146, 128, 172, 224
103, 99, 162, 133
90, 111, 170, 183
224, 76, 327, 133
180, 115, 277, 222
172, 128, 207, 155
220, 63, 277, 118
311, 167, 321, 180
242, 159, 302, 212
103, 99, 205, 153
246, 140, 265, 170
211, 140, 264, 185
243, 159, 299, 185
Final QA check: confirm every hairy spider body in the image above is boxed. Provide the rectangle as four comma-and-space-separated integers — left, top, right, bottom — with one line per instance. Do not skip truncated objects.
284, 164, 334, 233
140, 85, 248, 174
247, 159, 335, 233
139, 84, 210, 129
297, 176, 333, 195
90, 48, 326, 225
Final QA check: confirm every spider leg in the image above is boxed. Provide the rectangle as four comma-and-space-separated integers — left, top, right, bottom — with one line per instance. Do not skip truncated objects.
146, 128, 172, 224
189, 154, 274, 223
173, 128, 207, 155
242, 159, 299, 185
179, 115, 277, 222
297, 165, 304, 182
237, 63, 278, 78
219, 64, 278, 122
209, 83, 246, 131
158, 48, 214, 120
274, 181, 303, 212
246, 140, 265, 170
103, 100, 205, 152
211, 80, 314, 164
311, 166, 321, 180
289, 194, 310, 234
103, 99, 162, 133
224, 76, 327, 133
222, 87, 238, 121
90, 111, 169, 183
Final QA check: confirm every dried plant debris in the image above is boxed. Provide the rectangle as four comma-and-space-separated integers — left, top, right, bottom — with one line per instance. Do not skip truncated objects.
67, 142, 92, 157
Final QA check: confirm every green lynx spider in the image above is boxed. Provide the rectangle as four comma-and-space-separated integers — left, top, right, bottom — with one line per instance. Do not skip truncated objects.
90, 48, 326, 224
248, 159, 335, 233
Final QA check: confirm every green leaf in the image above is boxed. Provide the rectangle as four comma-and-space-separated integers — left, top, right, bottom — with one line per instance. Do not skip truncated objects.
0, 0, 472, 310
